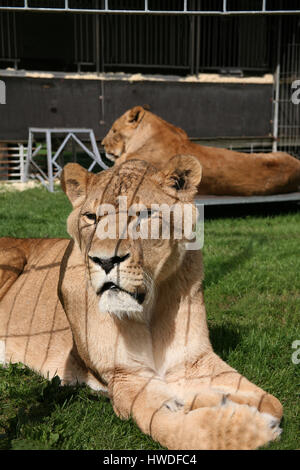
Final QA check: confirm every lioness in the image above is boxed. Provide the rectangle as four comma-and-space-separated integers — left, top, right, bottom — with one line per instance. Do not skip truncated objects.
102, 106, 300, 196
0, 157, 282, 450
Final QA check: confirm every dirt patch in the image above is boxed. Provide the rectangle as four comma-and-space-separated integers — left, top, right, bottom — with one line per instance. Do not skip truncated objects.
0, 181, 42, 192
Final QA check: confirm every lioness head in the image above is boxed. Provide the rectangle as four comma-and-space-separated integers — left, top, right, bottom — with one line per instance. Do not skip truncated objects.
61, 155, 201, 322
101, 106, 188, 164
101, 106, 146, 163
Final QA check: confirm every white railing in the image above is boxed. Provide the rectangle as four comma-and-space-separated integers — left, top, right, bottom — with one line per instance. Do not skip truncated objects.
0, 1, 300, 15
0, 144, 26, 182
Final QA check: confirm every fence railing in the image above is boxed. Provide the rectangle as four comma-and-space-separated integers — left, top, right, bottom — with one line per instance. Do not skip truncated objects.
0, 144, 26, 182
1, 0, 300, 15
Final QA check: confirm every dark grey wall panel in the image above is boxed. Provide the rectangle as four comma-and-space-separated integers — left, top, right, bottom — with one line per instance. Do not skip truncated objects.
0, 77, 102, 141
0, 76, 273, 141
103, 80, 273, 139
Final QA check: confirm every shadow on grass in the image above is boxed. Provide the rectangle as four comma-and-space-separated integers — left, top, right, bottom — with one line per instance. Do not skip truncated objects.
203, 241, 255, 289
203, 229, 272, 289
204, 201, 300, 220
208, 322, 245, 361
2, 375, 106, 450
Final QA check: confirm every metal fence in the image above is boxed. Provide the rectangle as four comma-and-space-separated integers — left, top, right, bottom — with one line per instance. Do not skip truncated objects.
0, 1, 299, 75
0, 143, 26, 181
0, 1, 300, 160
0, 10, 18, 68
0, 4, 280, 74
1, 0, 300, 15
277, 41, 300, 158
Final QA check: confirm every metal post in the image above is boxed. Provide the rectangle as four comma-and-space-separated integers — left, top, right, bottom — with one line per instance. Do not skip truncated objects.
24, 129, 32, 182
46, 130, 54, 192
95, 0, 100, 73
272, 16, 282, 152
273, 63, 280, 152
20, 144, 25, 182
190, 15, 195, 75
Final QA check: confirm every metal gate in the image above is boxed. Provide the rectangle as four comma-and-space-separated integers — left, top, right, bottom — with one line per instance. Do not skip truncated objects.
273, 16, 300, 159
276, 42, 300, 158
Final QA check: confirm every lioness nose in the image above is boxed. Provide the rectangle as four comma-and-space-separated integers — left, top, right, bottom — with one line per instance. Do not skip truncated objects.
89, 253, 129, 274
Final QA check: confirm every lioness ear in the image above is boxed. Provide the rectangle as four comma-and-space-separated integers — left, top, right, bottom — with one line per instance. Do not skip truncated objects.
60, 163, 90, 207
155, 154, 202, 201
127, 106, 145, 126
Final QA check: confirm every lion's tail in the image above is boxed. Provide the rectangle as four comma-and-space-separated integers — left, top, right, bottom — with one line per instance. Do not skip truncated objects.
150, 398, 281, 450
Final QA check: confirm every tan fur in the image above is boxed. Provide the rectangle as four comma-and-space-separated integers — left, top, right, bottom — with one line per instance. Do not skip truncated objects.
102, 106, 300, 196
0, 157, 283, 449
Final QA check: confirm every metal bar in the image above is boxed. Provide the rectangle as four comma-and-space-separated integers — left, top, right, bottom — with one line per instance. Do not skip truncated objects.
68, 132, 98, 159
95, 0, 100, 73
1, 7, 300, 15
19, 144, 25, 183
0, 13, 4, 58
88, 160, 97, 172
34, 173, 50, 189
189, 15, 195, 75
196, 192, 300, 206
74, 13, 78, 68
29, 128, 94, 133
272, 16, 282, 152
29, 158, 49, 181
31, 144, 42, 158
79, 14, 83, 69
12, 11, 17, 62
195, 14, 200, 74
51, 133, 73, 163
46, 130, 54, 192
85, 14, 88, 63
288, 41, 295, 154
6, 12, 11, 58
89, 130, 109, 170
24, 130, 32, 182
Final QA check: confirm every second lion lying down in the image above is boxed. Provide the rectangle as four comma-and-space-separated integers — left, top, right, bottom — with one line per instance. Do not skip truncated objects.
102, 106, 300, 196
0, 156, 283, 449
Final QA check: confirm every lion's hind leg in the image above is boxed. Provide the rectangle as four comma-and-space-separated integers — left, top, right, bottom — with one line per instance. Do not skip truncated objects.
0, 238, 28, 301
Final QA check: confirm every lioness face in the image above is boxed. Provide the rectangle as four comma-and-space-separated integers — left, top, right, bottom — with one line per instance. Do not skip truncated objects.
101, 106, 145, 163
61, 155, 201, 322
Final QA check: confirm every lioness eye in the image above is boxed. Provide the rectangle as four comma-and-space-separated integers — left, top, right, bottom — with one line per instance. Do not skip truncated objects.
83, 213, 97, 223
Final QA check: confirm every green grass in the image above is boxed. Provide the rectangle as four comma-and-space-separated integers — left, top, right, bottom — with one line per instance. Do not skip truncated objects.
0, 185, 299, 450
